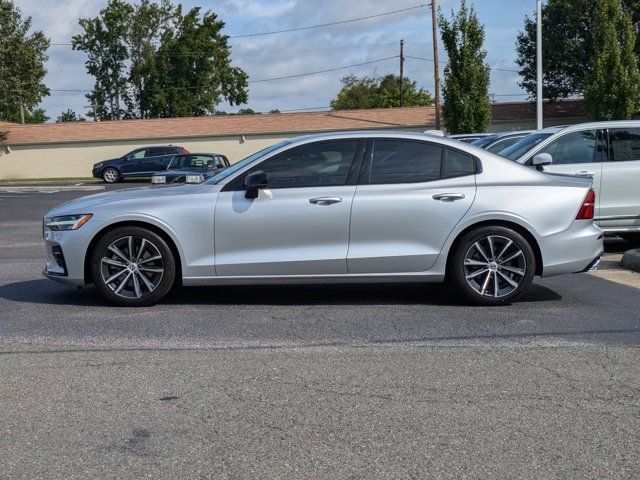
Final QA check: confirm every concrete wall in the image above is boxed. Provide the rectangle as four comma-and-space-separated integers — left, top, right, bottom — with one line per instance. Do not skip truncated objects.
0, 127, 426, 180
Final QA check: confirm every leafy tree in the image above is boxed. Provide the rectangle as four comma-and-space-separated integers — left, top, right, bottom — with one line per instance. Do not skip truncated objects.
438, 0, 491, 134
330, 74, 432, 110
147, 6, 248, 117
0, 0, 49, 122
269, 109, 281, 114
3, 107, 49, 124
585, 0, 640, 119
56, 109, 86, 123
72, 0, 132, 120
515, 0, 640, 101
237, 108, 256, 114
73, 1, 248, 119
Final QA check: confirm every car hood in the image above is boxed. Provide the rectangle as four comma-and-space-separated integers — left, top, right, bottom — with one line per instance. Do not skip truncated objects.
45, 184, 219, 217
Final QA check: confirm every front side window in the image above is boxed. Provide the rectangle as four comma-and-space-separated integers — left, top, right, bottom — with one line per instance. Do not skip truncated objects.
608, 128, 640, 161
369, 140, 443, 184
538, 130, 597, 165
127, 149, 146, 159
250, 140, 360, 188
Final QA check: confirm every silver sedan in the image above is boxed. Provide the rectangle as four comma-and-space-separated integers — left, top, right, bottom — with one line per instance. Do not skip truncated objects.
43, 131, 604, 306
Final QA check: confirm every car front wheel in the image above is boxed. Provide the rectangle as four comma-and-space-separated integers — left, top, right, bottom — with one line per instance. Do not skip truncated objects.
450, 226, 536, 306
90, 226, 176, 306
102, 167, 120, 183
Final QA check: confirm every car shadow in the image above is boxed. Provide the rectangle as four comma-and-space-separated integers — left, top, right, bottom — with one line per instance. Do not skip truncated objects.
0, 279, 561, 307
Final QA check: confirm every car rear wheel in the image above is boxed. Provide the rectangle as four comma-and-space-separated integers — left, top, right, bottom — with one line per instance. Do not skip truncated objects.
450, 226, 536, 306
90, 226, 176, 306
102, 167, 120, 183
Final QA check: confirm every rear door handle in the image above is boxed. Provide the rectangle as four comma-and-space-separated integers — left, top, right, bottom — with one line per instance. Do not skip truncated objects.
432, 193, 465, 201
309, 197, 342, 206
575, 171, 595, 178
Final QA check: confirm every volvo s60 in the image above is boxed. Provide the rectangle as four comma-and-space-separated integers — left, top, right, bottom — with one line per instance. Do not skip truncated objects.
43, 132, 604, 306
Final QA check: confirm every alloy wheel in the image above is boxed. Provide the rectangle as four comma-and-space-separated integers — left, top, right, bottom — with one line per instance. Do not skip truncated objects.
103, 169, 118, 183
463, 235, 526, 298
100, 236, 164, 299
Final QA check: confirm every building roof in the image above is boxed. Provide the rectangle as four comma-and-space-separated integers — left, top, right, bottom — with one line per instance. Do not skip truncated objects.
1, 100, 590, 146
2, 107, 435, 146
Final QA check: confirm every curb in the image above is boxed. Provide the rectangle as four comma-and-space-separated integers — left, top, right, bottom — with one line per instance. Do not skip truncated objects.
621, 249, 640, 273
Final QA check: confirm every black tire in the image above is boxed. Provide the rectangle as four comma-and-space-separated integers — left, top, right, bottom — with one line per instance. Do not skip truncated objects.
619, 233, 640, 245
90, 226, 176, 306
449, 226, 536, 306
102, 167, 120, 184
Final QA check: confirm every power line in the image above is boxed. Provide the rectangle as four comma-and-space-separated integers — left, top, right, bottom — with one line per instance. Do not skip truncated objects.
405, 55, 520, 73
248, 56, 399, 83
48, 4, 428, 47
228, 4, 428, 38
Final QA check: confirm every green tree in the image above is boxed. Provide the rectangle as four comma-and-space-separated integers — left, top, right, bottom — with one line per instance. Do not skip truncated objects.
72, 0, 133, 120
515, 0, 640, 101
237, 108, 256, 114
330, 74, 432, 110
56, 109, 86, 123
146, 6, 248, 117
439, 0, 491, 134
0, 0, 49, 122
73, 1, 248, 119
269, 109, 281, 114
585, 0, 640, 119
3, 107, 49, 124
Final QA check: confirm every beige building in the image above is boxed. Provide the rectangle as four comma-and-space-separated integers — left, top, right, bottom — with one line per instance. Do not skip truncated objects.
0, 101, 588, 180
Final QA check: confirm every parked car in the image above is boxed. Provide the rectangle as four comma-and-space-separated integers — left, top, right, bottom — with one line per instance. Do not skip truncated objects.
92, 145, 190, 183
151, 153, 230, 184
497, 127, 563, 160
471, 130, 533, 154
43, 131, 603, 307
449, 133, 493, 143
509, 121, 640, 241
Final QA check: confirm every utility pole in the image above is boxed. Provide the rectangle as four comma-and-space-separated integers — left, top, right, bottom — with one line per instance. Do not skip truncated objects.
536, 0, 543, 129
431, 1, 441, 130
399, 39, 405, 107
19, 104, 25, 124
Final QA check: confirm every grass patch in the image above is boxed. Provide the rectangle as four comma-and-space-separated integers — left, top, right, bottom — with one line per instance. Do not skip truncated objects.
0, 177, 99, 183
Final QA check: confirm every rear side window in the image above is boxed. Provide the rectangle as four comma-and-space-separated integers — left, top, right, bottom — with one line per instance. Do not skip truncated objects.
146, 147, 165, 157
442, 149, 475, 178
608, 128, 640, 161
370, 140, 443, 184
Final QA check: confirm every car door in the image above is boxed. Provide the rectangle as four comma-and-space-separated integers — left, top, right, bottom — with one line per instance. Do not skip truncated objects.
139, 147, 169, 173
214, 139, 365, 276
598, 127, 640, 229
533, 129, 603, 215
119, 148, 148, 175
347, 139, 477, 274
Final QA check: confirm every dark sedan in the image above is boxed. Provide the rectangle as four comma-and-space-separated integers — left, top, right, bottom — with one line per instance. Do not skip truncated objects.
92, 145, 189, 183
151, 153, 230, 184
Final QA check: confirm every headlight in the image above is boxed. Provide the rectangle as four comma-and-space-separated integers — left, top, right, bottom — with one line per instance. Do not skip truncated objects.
152, 175, 166, 184
186, 174, 205, 184
94, 162, 103, 168
44, 214, 92, 231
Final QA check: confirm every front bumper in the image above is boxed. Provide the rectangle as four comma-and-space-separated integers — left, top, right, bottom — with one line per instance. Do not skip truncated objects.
42, 228, 88, 287
92, 167, 101, 178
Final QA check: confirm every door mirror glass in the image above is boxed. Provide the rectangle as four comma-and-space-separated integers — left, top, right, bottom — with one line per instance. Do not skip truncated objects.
532, 152, 553, 168
244, 170, 269, 198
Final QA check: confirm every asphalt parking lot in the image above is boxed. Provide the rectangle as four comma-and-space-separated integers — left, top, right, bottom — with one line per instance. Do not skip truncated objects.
1, 182, 639, 479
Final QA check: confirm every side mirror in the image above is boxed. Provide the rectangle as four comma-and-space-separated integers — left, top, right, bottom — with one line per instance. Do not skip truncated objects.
244, 170, 269, 199
532, 153, 553, 170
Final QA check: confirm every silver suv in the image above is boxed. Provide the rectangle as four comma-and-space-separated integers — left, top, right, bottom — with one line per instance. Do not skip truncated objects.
513, 121, 640, 240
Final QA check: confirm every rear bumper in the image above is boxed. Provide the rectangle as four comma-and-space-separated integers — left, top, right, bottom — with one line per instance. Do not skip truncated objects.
540, 221, 604, 277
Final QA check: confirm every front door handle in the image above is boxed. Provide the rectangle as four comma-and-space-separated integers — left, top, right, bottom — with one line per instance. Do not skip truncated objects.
432, 193, 465, 202
575, 171, 595, 178
309, 197, 342, 206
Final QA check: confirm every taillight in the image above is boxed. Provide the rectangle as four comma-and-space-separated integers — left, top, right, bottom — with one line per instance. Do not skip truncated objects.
576, 188, 595, 220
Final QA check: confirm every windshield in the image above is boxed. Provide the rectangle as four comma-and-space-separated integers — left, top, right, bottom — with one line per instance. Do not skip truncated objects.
498, 132, 554, 160
205, 141, 291, 184
471, 135, 498, 148
170, 155, 220, 170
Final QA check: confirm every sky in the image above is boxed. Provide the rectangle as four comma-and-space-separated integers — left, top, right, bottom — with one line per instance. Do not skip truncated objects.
15, 0, 537, 121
